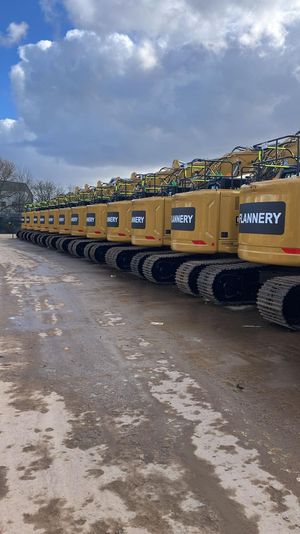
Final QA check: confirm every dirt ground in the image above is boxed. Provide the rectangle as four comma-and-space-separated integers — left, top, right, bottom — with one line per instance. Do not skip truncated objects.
0, 234, 300, 534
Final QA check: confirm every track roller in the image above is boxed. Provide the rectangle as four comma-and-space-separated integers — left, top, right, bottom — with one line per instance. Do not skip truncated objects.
257, 276, 300, 330
175, 258, 241, 296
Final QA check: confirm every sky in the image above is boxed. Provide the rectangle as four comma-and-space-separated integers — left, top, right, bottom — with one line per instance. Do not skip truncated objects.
1, 0, 300, 186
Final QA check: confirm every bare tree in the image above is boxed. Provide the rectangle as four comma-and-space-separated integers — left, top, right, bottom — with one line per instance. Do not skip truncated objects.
0, 155, 66, 216
31, 179, 65, 202
0, 158, 18, 212
0, 158, 16, 182
12, 168, 34, 213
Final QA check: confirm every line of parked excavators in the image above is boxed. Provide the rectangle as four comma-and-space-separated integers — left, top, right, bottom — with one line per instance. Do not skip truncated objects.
18, 132, 300, 330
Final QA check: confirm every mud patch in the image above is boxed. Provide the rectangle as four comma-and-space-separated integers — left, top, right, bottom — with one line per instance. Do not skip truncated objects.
150, 369, 300, 533
0, 466, 8, 499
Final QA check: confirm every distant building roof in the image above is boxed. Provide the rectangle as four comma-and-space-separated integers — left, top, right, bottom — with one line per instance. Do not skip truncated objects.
0, 181, 32, 195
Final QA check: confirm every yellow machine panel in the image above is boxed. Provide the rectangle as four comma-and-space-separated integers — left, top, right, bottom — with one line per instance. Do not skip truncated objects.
86, 204, 107, 240
70, 206, 87, 237
39, 211, 45, 232
33, 211, 39, 232
238, 177, 300, 266
48, 209, 60, 233
131, 196, 172, 247
107, 200, 132, 242
171, 190, 239, 254
21, 212, 27, 230
40, 210, 49, 232
58, 207, 72, 235
26, 211, 34, 230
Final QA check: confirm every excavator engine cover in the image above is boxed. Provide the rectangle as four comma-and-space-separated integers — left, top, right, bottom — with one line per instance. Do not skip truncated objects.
171, 189, 239, 254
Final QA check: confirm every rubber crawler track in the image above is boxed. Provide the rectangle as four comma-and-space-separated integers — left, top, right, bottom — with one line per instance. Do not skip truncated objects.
88, 242, 122, 263
197, 262, 266, 305
105, 246, 157, 271
130, 251, 170, 278
142, 253, 201, 285
257, 275, 300, 330
175, 258, 242, 296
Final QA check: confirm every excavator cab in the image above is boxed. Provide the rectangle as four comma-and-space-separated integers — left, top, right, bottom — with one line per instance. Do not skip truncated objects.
58, 194, 72, 236
239, 133, 300, 266
235, 133, 300, 329
172, 148, 259, 255
70, 186, 90, 237
194, 133, 300, 329
131, 164, 185, 248
85, 176, 145, 265
105, 164, 189, 272
18, 205, 32, 240
83, 181, 110, 241
162, 148, 259, 292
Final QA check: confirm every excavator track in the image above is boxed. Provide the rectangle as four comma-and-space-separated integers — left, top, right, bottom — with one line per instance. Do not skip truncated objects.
56, 236, 76, 252
142, 253, 201, 285
105, 246, 158, 271
175, 258, 242, 296
39, 233, 51, 247
197, 262, 266, 305
36, 233, 46, 246
84, 241, 100, 260
257, 276, 300, 330
30, 232, 40, 244
68, 239, 95, 258
130, 251, 171, 278
24, 231, 33, 242
88, 242, 123, 264
46, 234, 61, 249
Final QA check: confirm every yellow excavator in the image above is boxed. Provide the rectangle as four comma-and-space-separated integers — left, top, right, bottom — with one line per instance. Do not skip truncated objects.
136, 147, 259, 285
19, 204, 34, 241
50, 182, 115, 255
104, 163, 189, 271
84, 174, 144, 263
193, 133, 300, 329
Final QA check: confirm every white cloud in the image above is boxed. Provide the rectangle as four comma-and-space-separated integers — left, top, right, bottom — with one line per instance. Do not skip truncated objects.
58, 0, 300, 51
0, 119, 35, 143
0, 21, 28, 47
1, 0, 300, 185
